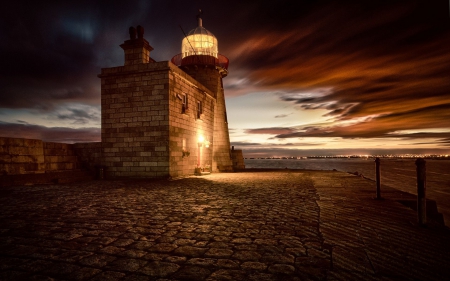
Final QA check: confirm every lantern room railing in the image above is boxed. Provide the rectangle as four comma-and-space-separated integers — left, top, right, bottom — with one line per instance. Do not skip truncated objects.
171, 53, 229, 70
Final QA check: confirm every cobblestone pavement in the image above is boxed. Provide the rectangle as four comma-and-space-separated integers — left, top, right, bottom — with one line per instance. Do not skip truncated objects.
1, 171, 450, 280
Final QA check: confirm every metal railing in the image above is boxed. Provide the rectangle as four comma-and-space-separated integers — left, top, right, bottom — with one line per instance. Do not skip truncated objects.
171, 53, 229, 70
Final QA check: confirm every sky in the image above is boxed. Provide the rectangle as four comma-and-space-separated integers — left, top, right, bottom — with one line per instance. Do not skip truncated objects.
1, 0, 449, 157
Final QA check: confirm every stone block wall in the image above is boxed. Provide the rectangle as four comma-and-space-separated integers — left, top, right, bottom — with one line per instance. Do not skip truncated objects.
180, 66, 221, 97
99, 62, 171, 178
43, 142, 79, 171
0, 137, 45, 175
0, 137, 99, 186
212, 86, 233, 172
180, 64, 233, 172
168, 63, 216, 177
0, 137, 82, 176
73, 142, 102, 171
231, 148, 245, 170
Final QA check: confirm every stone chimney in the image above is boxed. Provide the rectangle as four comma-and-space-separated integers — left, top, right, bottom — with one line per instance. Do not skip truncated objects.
120, 25, 155, 65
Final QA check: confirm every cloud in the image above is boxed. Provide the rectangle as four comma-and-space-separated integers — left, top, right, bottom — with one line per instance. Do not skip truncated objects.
230, 141, 262, 146
1, 0, 449, 152
244, 128, 296, 135
274, 119, 450, 141
53, 106, 101, 125
0, 0, 180, 111
274, 113, 292, 118
223, 1, 450, 143
0, 121, 100, 143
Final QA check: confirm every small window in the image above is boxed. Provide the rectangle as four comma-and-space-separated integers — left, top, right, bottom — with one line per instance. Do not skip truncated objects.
182, 94, 188, 114
197, 100, 203, 119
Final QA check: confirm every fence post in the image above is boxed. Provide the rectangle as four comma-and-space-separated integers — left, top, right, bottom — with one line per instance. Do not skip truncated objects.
375, 157, 381, 199
415, 158, 426, 225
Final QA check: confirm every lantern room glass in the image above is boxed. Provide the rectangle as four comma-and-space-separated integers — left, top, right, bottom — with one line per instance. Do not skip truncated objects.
181, 27, 218, 59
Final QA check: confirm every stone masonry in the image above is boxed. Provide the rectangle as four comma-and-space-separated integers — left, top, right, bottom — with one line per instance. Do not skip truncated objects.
179, 66, 233, 173
231, 147, 245, 170
0, 23, 239, 181
0, 137, 79, 175
99, 26, 234, 178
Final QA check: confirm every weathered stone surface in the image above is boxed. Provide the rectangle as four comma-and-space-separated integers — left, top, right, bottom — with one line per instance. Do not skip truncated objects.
268, 263, 296, 274
207, 269, 247, 281
104, 258, 147, 272
173, 246, 207, 257
90, 270, 126, 281
240, 261, 267, 271
232, 251, 261, 261
172, 265, 211, 280
1, 171, 450, 280
204, 248, 234, 258
79, 254, 116, 267
138, 261, 180, 277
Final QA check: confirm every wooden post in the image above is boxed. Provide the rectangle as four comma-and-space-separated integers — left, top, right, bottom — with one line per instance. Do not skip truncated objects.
415, 158, 426, 225
375, 157, 381, 199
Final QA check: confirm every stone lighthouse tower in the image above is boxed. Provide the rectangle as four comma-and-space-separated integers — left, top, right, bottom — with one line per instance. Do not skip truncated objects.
171, 11, 233, 172
98, 13, 233, 178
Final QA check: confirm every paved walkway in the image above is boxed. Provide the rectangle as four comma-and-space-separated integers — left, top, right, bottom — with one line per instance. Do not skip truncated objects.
0, 171, 449, 280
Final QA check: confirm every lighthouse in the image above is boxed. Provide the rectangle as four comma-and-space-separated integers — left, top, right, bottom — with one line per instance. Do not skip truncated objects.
98, 11, 234, 178
172, 10, 233, 172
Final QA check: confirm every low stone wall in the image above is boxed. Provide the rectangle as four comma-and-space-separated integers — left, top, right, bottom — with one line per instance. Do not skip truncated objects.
73, 142, 102, 171
0, 138, 46, 175
231, 147, 245, 170
0, 137, 102, 176
0, 137, 102, 186
44, 142, 79, 172
0, 137, 82, 175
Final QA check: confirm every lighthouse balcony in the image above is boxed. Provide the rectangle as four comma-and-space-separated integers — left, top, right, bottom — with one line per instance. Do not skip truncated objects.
171, 53, 229, 71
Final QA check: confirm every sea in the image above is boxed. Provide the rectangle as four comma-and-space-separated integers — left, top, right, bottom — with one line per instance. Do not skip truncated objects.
244, 158, 450, 225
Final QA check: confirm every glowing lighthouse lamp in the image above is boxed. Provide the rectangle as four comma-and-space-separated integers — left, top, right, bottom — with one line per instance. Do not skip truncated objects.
182, 10, 218, 59
171, 10, 229, 72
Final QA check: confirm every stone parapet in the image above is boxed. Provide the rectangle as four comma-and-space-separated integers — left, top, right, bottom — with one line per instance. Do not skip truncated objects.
73, 142, 102, 171
0, 137, 45, 175
43, 142, 78, 171
0, 137, 99, 186
231, 148, 245, 170
0, 137, 103, 178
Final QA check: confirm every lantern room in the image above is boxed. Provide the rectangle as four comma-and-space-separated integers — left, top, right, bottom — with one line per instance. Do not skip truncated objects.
181, 12, 218, 58
171, 10, 229, 74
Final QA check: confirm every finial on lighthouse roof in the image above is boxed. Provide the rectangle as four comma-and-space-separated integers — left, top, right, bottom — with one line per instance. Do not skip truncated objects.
197, 9, 202, 27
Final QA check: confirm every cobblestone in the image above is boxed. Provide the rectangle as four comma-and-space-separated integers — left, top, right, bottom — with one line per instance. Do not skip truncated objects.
0, 171, 450, 280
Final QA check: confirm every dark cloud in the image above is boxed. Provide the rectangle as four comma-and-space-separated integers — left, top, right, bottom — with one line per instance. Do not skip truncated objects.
0, 121, 100, 143
230, 142, 262, 147
231, 141, 321, 147
245, 128, 296, 135
274, 113, 292, 118
54, 107, 100, 125
439, 139, 450, 146
223, 1, 450, 143
274, 124, 450, 141
1, 1, 449, 148
0, 0, 190, 111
